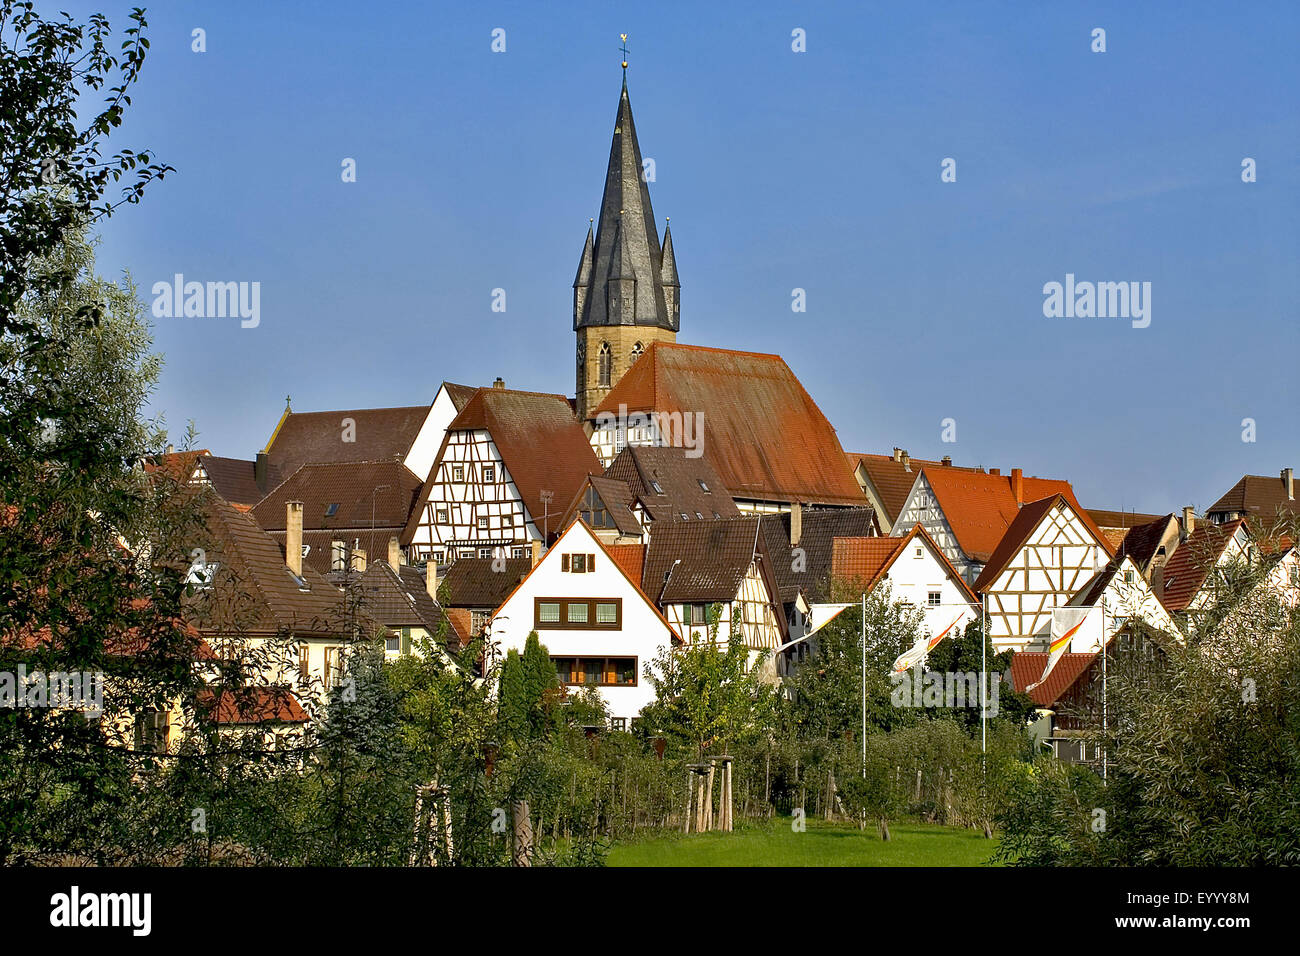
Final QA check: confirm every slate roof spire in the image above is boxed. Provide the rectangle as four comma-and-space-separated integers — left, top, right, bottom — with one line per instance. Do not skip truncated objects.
574, 77, 676, 332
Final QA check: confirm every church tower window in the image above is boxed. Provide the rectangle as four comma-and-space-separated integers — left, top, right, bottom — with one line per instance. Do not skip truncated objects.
631, 341, 644, 362
598, 342, 612, 387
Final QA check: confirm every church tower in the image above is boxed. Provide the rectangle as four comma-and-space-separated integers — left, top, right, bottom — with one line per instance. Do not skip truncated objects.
574, 72, 679, 421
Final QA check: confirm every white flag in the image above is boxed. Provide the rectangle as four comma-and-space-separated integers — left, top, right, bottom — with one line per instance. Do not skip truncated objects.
1026, 607, 1091, 692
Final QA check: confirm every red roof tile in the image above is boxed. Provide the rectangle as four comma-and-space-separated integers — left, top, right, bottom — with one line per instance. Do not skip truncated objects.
196, 687, 309, 725
592, 343, 863, 506
847, 452, 982, 524
606, 543, 647, 584
265, 405, 430, 476
1009, 652, 1097, 707
1160, 518, 1247, 611
922, 467, 1088, 563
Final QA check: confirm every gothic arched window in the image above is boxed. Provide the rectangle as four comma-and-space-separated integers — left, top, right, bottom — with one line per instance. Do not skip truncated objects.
631, 341, 644, 363
598, 342, 612, 387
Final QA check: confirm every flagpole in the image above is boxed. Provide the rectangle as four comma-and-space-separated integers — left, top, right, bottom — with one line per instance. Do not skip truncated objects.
980, 590, 987, 761
1101, 592, 1108, 782
860, 590, 866, 779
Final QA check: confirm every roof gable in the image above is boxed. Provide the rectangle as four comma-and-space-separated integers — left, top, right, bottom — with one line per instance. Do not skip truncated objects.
973, 494, 1114, 593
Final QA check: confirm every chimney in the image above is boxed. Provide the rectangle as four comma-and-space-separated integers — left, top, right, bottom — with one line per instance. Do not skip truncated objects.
990, 468, 1001, 476
1011, 468, 1024, 505
165, 443, 175, 455
1284, 467, 1295, 501
350, 548, 367, 573
493, 376, 506, 389
941, 456, 952, 467
901, 451, 911, 472
1151, 558, 1166, 600
285, 501, 303, 576
790, 501, 803, 547
530, 539, 543, 568
892, 447, 903, 462
254, 451, 269, 492
387, 536, 402, 567
1182, 506, 1195, 536
425, 559, 438, 600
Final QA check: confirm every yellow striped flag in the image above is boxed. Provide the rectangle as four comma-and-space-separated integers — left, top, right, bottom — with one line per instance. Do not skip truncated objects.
891, 614, 966, 675
1026, 607, 1091, 692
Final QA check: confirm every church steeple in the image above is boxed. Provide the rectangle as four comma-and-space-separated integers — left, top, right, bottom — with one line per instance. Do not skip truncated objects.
573, 77, 676, 333
574, 62, 679, 422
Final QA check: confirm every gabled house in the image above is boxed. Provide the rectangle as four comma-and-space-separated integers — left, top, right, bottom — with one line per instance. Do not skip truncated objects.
1205, 467, 1298, 529
1160, 516, 1254, 621
640, 516, 787, 666
489, 520, 681, 725
1110, 512, 1182, 588
251, 459, 423, 576
145, 448, 282, 510
893, 465, 1087, 586
830, 524, 981, 640
846, 449, 981, 533
972, 494, 1115, 651
588, 342, 865, 511
188, 495, 370, 711
403, 386, 601, 565
1065, 555, 1184, 647
261, 382, 476, 484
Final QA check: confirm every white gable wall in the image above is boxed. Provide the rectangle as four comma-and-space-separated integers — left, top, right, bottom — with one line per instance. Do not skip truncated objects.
490, 523, 677, 722
879, 532, 978, 639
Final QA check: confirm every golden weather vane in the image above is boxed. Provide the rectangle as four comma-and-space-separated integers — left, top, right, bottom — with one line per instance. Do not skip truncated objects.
620, 33, 629, 70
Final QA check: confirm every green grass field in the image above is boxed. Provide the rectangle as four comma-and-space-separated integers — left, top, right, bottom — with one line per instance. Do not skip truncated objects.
607, 818, 1001, 867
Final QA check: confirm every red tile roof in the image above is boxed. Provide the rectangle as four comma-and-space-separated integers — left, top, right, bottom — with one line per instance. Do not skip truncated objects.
1160, 519, 1247, 612
592, 343, 864, 506
922, 467, 1087, 563
1207, 474, 1300, 525
265, 405, 430, 476
1087, 509, 1165, 530
1009, 652, 1097, 707
606, 543, 647, 584
847, 452, 982, 524
253, 459, 423, 532
830, 536, 908, 590
196, 687, 309, 725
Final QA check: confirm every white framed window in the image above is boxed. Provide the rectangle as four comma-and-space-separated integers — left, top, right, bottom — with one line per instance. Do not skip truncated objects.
928, 591, 942, 607
484, 465, 496, 483
478, 516, 489, 530
436, 507, 449, 524
452, 465, 464, 481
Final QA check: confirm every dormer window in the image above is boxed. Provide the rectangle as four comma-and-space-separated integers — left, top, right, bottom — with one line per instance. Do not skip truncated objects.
651, 480, 664, 494
324, 503, 339, 518
698, 479, 710, 492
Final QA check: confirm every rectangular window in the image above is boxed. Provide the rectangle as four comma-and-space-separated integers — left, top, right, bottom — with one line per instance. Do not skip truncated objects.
385, 632, 401, 653
478, 516, 489, 530
324, 647, 342, 689
928, 591, 942, 607
501, 513, 512, 528
433, 549, 445, 565
133, 711, 169, 753
452, 465, 464, 481
511, 547, 526, 558
534, 598, 622, 629
436, 507, 449, 524
299, 645, 310, 680
479, 547, 493, 559
484, 465, 496, 483
611, 717, 628, 732
551, 656, 637, 688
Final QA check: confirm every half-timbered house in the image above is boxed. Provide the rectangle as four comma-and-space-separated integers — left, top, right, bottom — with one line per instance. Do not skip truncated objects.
403, 386, 602, 565
893, 465, 1086, 586
845, 449, 981, 534
972, 494, 1115, 651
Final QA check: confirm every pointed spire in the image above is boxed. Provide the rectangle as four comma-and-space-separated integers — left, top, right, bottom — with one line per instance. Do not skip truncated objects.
575, 76, 674, 332
608, 216, 636, 280
573, 221, 594, 288
660, 218, 679, 288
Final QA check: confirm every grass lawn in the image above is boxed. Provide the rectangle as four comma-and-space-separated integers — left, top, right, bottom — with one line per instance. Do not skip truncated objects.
607, 818, 1001, 867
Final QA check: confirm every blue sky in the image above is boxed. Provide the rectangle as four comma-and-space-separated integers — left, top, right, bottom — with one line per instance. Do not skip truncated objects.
59, 0, 1298, 514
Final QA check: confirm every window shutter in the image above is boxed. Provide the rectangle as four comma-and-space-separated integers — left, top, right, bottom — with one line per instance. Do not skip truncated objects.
588, 554, 596, 572
561, 554, 570, 572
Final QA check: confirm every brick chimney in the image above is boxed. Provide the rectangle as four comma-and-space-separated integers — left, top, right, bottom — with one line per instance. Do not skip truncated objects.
530, 539, 543, 568
990, 468, 1001, 476
493, 376, 506, 389
387, 536, 402, 567
1284, 467, 1295, 501
901, 451, 911, 472
1182, 506, 1195, 535
1011, 468, 1024, 505
941, 456, 952, 467
350, 547, 367, 573
790, 501, 803, 548
425, 559, 438, 600
892, 447, 903, 462
286, 501, 303, 576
